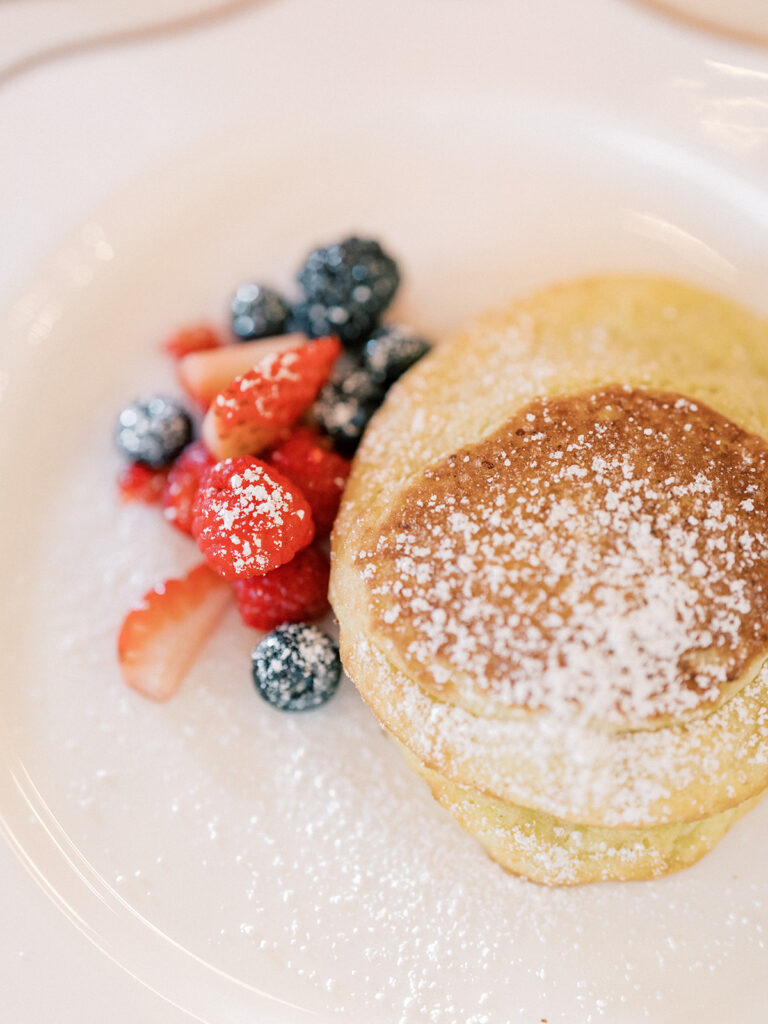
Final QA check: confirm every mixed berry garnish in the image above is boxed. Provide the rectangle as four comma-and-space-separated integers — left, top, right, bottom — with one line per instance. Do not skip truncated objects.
252, 624, 341, 712
312, 353, 387, 454
114, 234, 430, 709
191, 456, 316, 580
162, 441, 216, 534
362, 324, 432, 388
117, 462, 170, 504
293, 236, 400, 347
233, 545, 330, 632
115, 396, 193, 467
163, 323, 222, 359
268, 427, 351, 536
230, 282, 290, 340
201, 336, 341, 458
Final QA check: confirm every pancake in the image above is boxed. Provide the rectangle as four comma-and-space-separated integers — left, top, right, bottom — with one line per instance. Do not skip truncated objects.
330, 276, 768, 882
402, 744, 761, 886
361, 385, 768, 730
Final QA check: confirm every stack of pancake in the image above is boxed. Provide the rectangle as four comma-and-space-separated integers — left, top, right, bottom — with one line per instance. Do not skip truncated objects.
330, 276, 768, 884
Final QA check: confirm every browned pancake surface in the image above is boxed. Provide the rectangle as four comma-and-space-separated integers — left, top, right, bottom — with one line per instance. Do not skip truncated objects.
357, 386, 768, 724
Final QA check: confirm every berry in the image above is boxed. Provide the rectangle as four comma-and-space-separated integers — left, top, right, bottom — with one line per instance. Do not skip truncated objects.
330, 352, 386, 405
233, 544, 330, 631
201, 336, 341, 459
294, 236, 400, 348
292, 298, 373, 350
230, 283, 290, 340
117, 563, 232, 701
164, 323, 221, 359
251, 623, 341, 711
362, 324, 431, 387
162, 441, 216, 535
312, 355, 385, 454
268, 427, 351, 536
192, 456, 315, 580
115, 396, 193, 468
117, 462, 170, 504
178, 334, 302, 406
312, 387, 374, 454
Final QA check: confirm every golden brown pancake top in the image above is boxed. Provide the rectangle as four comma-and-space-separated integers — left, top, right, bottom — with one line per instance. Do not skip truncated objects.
356, 386, 768, 725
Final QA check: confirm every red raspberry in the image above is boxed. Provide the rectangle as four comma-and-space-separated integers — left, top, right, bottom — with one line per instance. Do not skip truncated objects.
202, 336, 342, 459
268, 427, 351, 536
117, 463, 170, 504
164, 323, 222, 359
162, 441, 216, 535
232, 544, 330, 630
192, 456, 314, 580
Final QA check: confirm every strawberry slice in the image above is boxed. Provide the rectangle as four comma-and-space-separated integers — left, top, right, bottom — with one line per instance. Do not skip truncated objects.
117, 563, 232, 701
202, 336, 341, 459
164, 323, 222, 360
178, 333, 304, 405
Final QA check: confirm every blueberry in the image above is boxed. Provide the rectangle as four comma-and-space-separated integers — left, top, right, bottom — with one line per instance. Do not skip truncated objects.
115, 396, 193, 467
313, 386, 373, 454
291, 297, 374, 349
330, 353, 386, 405
230, 282, 290, 340
312, 355, 386, 454
252, 624, 341, 712
294, 236, 400, 348
362, 324, 431, 388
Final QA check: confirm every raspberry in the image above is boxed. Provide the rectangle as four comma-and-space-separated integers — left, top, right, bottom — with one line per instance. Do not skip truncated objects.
202, 335, 341, 459
268, 427, 351, 536
162, 441, 216, 535
232, 544, 330, 631
117, 462, 170, 504
192, 456, 314, 580
164, 323, 222, 359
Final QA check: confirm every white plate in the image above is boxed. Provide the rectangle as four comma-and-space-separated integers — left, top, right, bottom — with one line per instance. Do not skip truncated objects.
0, 0, 259, 84
634, 0, 768, 44
2, 4, 768, 1022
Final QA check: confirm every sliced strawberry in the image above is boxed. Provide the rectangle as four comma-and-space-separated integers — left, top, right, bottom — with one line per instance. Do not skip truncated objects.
164, 323, 222, 360
162, 441, 216, 535
192, 456, 315, 580
117, 563, 232, 701
117, 463, 170, 504
267, 426, 351, 536
232, 544, 330, 631
178, 333, 304, 405
202, 336, 341, 460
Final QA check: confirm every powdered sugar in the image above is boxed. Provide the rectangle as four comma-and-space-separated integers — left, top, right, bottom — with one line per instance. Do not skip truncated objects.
194, 458, 313, 578
360, 387, 768, 726
216, 350, 301, 417
347, 631, 768, 828
228, 464, 299, 574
